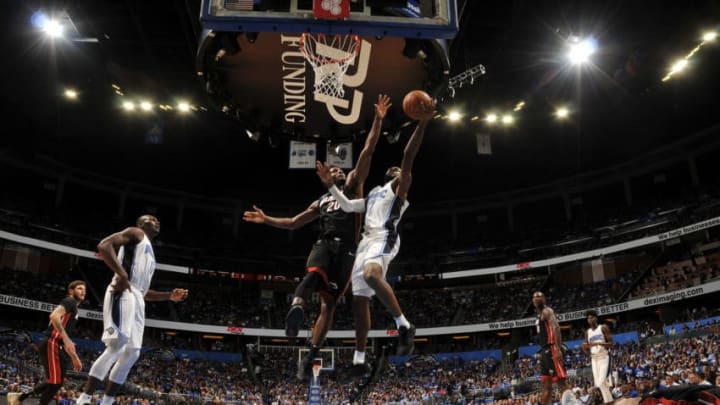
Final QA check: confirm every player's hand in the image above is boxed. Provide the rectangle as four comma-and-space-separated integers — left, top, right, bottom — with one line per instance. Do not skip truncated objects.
581, 342, 590, 352
71, 355, 83, 371
374, 94, 392, 120
419, 98, 437, 122
169, 288, 189, 302
243, 205, 266, 224
316, 161, 335, 188
553, 349, 563, 363
114, 275, 131, 294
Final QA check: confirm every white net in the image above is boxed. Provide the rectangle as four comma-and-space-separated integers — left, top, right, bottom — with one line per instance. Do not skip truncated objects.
312, 364, 322, 380
300, 33, 360, 98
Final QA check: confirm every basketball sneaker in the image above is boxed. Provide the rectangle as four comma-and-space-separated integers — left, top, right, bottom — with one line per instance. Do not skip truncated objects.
561, 389, 581, 405
285, 304, 305, 337
352, 361, 373, 379
296, 347, 319, 380
396, 325, 415, 355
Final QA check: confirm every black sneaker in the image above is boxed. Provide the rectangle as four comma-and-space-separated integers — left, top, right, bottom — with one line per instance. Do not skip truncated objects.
296, 349, 317, 381
352, 361, 373, 379
285, 305, 305, 337
349, 355, 387, 403
396, 325, 415, 355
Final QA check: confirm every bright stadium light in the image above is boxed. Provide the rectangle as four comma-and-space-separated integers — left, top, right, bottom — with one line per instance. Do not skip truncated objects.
486, 113, 498, 124
703, 31, 717, 42
670, 59, 688, 73
140, 101, 153, 111
501, 114, 514, 125
567, 37, 597, 65
555, 107, 569, 119
662, 59, 689, 82
122, 101, 135, 111
31, 12, 64, 38
177, 102, 191, 113
43, 19, 64, 38
448, 111, 462, 122
64, 88, 78, 100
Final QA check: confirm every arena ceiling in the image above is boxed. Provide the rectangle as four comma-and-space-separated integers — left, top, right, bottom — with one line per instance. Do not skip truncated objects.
0, 0, 719, 205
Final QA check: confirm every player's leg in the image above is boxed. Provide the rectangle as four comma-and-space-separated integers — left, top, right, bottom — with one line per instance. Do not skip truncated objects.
17, 340, 55, 403
77, 290, 131, 404
361, 259, 414, 355
310, 242, 352, 345
312, 295, 336, 346
99, 294, 146, 405
352, 295, 372, 369
38, 348, 68, 405
76, 341, 122, 404
540, 378, 553, 405
99, 345, 141, 405
540, 348, 554, 405
594, 357, 613, 403
361, 262, 403, 318
551, 343, 569, 402
350, 247, 373, 367
297, 295, 336, 380
288, 241, 329, 337
286, 272, 323, 337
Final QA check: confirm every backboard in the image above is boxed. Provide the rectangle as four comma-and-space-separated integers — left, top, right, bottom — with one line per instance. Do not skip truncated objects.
299, 347, 335, 370
200, 0, 458, 39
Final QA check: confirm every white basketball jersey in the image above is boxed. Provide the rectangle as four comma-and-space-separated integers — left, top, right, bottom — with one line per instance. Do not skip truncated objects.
587, 326, 608, 357
116, 234, 156, 295
363, 181, 409, 242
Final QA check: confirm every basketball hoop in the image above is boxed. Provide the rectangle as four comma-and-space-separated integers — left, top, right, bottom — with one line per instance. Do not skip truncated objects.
300, 33, 360, 98
312, 364, 322, 382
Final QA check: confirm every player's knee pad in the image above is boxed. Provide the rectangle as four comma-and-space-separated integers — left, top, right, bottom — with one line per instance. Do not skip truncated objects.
294, 272, 322, 302
108, 347, 140, 384
88, 344, 122, 380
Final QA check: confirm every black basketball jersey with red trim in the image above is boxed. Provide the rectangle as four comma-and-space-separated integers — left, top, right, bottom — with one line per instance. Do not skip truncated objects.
46, 297, 78, 344
317, 187, 356, 242
537, 310, 555, 346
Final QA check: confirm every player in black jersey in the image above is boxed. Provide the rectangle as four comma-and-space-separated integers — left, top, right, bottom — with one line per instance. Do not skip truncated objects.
532, 291, 569, 405
243, 94, 391, 379
8, 281, 86, 405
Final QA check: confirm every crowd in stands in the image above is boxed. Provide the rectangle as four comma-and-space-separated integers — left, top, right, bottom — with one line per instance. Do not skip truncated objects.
2, 246, 719, 334
630, 257, 720, 298
548, 271, 642, 314
2, 320, 719, 404
3, 184, 720, 282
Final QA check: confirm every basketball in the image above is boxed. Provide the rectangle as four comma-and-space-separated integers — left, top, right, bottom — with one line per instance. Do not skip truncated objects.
402, 90, 434, 120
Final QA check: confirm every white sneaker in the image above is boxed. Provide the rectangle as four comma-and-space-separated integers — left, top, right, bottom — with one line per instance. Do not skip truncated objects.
7, 392, 22, 405
76, 392, 97, 405
561, 389, 579, 405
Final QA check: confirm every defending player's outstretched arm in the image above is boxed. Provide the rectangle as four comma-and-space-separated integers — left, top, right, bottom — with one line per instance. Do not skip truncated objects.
242, 203, 319, 230
344, 94, 391, 196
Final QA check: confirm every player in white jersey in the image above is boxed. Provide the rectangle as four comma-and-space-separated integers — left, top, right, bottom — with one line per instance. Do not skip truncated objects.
582, 310, 614, 404
316, 98, 434, 365
75, 215, 188, 405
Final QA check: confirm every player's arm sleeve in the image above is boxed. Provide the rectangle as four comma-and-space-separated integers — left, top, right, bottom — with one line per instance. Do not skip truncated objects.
328, 185, 366, 213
